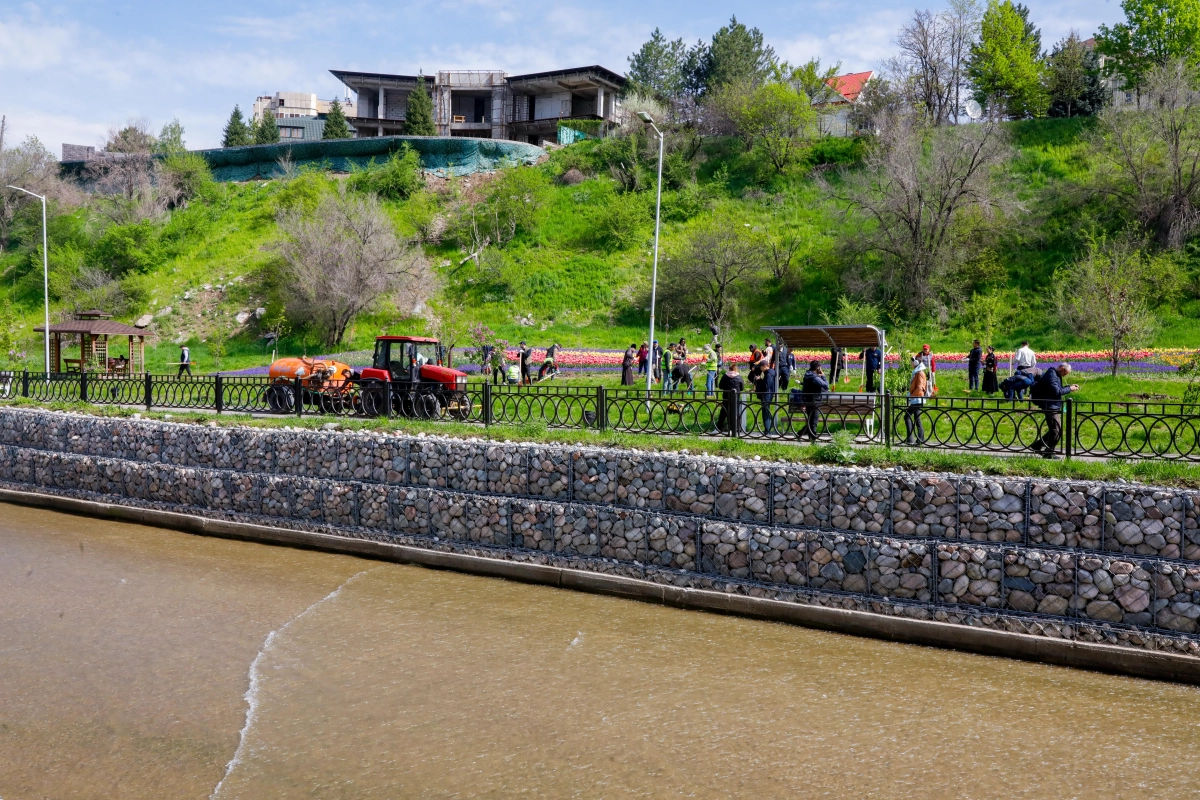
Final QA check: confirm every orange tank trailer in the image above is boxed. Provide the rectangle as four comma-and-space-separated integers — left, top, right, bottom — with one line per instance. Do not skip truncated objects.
268, 357, 356, 393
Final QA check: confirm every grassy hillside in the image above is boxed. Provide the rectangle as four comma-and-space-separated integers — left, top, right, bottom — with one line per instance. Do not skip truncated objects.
2, 117, 1199, 376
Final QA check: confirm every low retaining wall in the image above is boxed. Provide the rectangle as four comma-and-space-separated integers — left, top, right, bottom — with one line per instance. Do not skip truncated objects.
4, 407, 1200, 680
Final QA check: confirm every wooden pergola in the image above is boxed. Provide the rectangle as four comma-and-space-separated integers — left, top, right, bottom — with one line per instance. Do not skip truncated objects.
761, 324, 889, 393
35, 311, 147, 375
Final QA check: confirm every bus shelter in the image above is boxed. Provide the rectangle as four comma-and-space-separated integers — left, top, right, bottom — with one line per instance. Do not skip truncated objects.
35, 311, 147, 375
760, 324, 888, 393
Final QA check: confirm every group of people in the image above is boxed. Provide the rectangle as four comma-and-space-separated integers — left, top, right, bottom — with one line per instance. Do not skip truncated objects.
964, 339, 1039, 399
483, 341, 563, 385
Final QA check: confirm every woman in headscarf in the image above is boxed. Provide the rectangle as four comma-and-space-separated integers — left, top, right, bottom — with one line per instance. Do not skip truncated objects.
622, 343, 637, 386
982, 345, 999, 395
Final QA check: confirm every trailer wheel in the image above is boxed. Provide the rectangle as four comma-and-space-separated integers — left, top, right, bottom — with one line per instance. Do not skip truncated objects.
265, 383, 295, 413
361, 387, 386, 418
415, 393, 444, 419
448, 392, 472, 421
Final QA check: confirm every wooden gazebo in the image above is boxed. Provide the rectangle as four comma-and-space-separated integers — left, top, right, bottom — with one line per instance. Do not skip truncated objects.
761, 324, 889, 393
35, 310, 147, 375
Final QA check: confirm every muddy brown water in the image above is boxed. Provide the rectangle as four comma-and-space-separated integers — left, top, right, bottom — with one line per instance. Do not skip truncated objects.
2, 503, 1199, 799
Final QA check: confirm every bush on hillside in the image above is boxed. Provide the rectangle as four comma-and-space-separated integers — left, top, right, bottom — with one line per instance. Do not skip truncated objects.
347, 146, 424, 201
159, 152, 214, 209
91, 221, 161, 277
591, 192, 650, 250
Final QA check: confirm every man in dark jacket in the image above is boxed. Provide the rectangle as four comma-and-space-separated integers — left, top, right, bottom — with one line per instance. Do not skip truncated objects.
753, 360, 778, 434
1030, 364, 1078, 458
800, 361, 829, 441
716, 364, 745, 433
862, 346, 881, 393
779, 348, 795, 391
967, 339, 983, 392
518, 341, 533, 385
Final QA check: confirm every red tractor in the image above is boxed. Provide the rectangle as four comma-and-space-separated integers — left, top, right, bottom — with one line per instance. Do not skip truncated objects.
358, 335, 471, 419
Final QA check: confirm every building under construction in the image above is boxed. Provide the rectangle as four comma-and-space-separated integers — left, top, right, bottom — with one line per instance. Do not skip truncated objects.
329, 66, 625, 144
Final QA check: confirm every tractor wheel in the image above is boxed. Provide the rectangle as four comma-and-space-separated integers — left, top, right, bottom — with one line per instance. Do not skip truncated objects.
265, 383, 295, 413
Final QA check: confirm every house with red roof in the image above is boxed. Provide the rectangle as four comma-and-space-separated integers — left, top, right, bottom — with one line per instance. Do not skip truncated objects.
815, 70, 874, 136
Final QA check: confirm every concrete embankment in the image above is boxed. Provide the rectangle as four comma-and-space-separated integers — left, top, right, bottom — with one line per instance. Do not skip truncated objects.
3, 407, 1200, 683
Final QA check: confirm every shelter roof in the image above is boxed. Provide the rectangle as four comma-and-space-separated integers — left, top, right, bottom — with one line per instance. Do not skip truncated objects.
506, 65, 626, 90
36, 320, 146, 336
825, 70, 874, 103
762, 325, 885, 350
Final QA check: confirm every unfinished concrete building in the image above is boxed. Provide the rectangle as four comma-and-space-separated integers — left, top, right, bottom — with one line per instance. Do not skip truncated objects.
329, 66, 625, 143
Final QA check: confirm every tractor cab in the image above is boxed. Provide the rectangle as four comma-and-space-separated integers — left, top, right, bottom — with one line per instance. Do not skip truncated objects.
372, 337, 444, 382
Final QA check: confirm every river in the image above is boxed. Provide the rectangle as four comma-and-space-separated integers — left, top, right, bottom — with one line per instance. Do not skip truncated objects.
2, 503, 1199, 799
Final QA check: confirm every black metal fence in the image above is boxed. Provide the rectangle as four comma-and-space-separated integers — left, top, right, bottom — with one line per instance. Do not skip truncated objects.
6, 370, 1200, 461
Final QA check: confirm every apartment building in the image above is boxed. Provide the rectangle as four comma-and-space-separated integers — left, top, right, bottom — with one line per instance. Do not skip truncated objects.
251, 92, 344, 141
329, 65, 625, 143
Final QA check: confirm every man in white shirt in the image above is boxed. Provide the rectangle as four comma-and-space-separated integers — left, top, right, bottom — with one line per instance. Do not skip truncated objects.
1010, 341, 1036, 375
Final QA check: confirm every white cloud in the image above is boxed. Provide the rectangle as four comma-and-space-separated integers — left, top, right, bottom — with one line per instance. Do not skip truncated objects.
776, 8, 912, 71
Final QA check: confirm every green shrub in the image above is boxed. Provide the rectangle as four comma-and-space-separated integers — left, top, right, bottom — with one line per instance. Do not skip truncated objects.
91, 221, 161, 276
347, 145, 424, 200
592, 192, 649, 250
272, 171, 328, 214
159, 152, 214, 207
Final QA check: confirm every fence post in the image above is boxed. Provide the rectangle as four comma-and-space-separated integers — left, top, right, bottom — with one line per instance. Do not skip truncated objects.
294, 376, 303, 419
21, 370, 28, 398
145, 373, 153, 410
80, 370, 88, 403
1064, 398, 1073, 459
884, 391, 892, 447
383, 380, 392, 419
483, 381, 492, 427
730, 391, 742, 437
597, 385, 607, 431
215, 374, 224, 415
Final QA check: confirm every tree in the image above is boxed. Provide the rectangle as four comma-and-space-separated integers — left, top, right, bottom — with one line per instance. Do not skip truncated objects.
155, 118, 186, 155
1094, 59, 1200, 248
627, 28, 689, 100
718, 82, 816, 172
426, 298, 471, 366
1045, 33, 1108, 117
1097, 0, 1200, 94
967, 0, 1048, 119
276, 187, 427, 347
253, 110, 280, 145
0, 130, 66, 248
830, 114, 1012, 309
776, 58, 843, 130
696, 16, 776, 92
222, 106, 252, 147
658, 214, 768, 330
883, 1, 981, 125
88, 126, 161, 224
1060, 234, 1176, 375
405, 75, 436, 136
323, 99, 351, 139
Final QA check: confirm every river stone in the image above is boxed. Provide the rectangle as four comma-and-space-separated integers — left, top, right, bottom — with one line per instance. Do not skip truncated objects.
843, 550, 866, 574
1085, 600, 1124, 622
1037, 595, 1069, 616
1115, 584, 1150, 612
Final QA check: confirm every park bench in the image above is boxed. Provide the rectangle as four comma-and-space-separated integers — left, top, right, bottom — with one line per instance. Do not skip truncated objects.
787, 391, 880, 437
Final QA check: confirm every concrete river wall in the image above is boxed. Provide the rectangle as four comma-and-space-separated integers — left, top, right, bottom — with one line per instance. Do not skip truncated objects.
4, 407, 1200, 682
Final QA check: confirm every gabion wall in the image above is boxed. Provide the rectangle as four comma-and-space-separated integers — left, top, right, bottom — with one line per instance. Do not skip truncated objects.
3, 408, 1199, 658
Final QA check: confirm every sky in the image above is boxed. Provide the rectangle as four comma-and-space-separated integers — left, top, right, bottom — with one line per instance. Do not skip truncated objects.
2, 0, 1125, 154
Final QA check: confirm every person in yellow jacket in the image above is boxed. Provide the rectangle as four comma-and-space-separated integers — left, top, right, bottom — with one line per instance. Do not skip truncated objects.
702, 341, 722, 397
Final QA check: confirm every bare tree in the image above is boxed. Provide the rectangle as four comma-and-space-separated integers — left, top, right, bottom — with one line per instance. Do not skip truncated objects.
0, 128, 71, 248
85, 124, 163, 224
1094, 59, 1200, 249
765, 231, 804, 287
658, 215, 768, 329
829, 113, 1012, 309
885, 2, 980, 126
276, 187, 428, 348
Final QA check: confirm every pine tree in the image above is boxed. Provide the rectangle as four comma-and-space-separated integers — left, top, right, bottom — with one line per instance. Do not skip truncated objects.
253, 110, 280, 145
323, 99, 351, 139
222, 105, 251, 147
404, 75, 437, 136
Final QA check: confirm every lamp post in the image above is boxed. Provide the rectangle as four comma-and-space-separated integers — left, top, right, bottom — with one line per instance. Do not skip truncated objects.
6, 185, 50, 374
638, 111, 664, 396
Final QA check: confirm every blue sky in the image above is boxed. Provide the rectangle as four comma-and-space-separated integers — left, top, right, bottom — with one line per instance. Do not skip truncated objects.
2, 0, 1124, 153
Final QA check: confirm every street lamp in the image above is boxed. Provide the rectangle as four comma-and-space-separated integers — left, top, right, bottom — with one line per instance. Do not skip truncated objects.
6, 185, 50, 374
638, 111, 664, 395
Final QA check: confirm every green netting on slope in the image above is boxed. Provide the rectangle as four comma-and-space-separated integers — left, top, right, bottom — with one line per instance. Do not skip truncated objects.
62, 137, 546, 183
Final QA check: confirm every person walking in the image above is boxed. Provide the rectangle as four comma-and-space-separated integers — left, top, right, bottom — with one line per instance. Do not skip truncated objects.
703, 341, 721, 398
800, 360, 828, 441
637, 342, 649, 377
518, 341, 533, 385
1030, 364, 1079, 459
862, 345, 881, 393
905, 356, 928, 445
716, 363, 745, 434
621, 344, 637, 386
968, 339, 983, 393
178, 344, 192, 378
982, 346, 999, 395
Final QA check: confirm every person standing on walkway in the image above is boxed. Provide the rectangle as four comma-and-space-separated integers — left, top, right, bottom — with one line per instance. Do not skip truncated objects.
968, 339, 983, 392
637, 342, 648, 377
178, 344, 192, 378
754, 357, 777, 434
905, 356, 928, 444
716, 363, 745, 433
1030, 363, 1078, 459
779, 347, 795, 391
862, 345, 881, 393
800, 361, 828, 441
983, 346, 999, 395
661, 343, 676, 391
621, 344, 636, 386
518, 341, 533, 385
703, 341, 721, 397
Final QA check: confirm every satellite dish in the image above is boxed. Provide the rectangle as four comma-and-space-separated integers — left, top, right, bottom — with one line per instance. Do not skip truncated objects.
965, 99, 983, 120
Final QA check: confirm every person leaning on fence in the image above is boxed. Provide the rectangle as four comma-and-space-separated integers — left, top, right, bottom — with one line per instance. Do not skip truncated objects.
906, 356, 928, 444
968, 339, 983, 392
178, 344, 192, 378
800, 361, 828, 441
621, 344, 637, 386
716, 363, 745, 433
983, 345, 999, 395
1030, 363, 1078, 459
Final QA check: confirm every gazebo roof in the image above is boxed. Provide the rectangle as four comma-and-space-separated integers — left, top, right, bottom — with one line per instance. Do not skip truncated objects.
761, 324, 886, 350
35, 320, 146, 336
